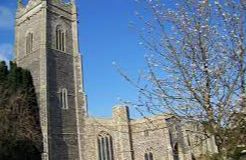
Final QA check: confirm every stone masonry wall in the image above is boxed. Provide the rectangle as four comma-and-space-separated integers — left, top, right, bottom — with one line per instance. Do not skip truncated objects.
130, 116, 173, 160
15, 1, 84, 160
83, 107, 218, 160
15, 1, 217, 160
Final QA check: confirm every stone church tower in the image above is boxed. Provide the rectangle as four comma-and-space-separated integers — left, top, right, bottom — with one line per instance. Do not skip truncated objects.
14, 0, 218, 160
15, 0, 85, 159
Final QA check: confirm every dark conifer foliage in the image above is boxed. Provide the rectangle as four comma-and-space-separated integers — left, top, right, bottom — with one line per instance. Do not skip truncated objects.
0, 61, 42, 160
0, 61, 8, 85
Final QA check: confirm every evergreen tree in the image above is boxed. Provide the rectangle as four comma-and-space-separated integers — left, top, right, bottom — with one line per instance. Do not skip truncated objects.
0, 61, 8, 107
0, 61, 8, 86
0, 61, 42, 160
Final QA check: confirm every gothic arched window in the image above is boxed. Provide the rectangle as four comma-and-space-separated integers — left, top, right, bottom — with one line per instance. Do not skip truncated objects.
56, 25, 65, 52
144, 152, 154, 160
97, 132, 114, 160
60, 88, 68, 109
26, 32, 33, 54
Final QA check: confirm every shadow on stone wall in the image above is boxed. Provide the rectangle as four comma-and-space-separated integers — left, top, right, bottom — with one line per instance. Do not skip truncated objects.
48, 51, 69, 160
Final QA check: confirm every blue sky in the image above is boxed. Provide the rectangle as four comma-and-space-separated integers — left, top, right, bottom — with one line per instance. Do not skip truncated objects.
0, 0, 147, 118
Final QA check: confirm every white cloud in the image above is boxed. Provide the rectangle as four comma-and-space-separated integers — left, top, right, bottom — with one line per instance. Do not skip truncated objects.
0, 44, 13, 62
0, 6, 14, 29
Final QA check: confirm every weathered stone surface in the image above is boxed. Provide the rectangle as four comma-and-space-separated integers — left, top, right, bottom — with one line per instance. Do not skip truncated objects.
15, 1, 84, 160
14, 1, 217, 160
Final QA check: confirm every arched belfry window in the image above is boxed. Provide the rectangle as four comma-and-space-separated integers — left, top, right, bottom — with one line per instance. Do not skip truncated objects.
144, 152, 154, 160
97, 132, 114, 160
60, 88, 68, 109
26, 32, 33, 54
56, 25, 65, 52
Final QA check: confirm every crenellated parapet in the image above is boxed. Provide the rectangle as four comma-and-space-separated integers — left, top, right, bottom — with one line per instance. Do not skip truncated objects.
16, 0, 43, 17
16, 0, 76, 20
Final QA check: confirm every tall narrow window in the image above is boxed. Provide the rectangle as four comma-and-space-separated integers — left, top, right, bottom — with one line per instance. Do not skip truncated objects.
97, 132, 114, 160
173, 143, 179, 160
56, 26, 65, 52
60, 88, 68, 109
187, 134, 191, 146
26, 33, 33, 54
145, 153, 148, 160
149, 153, 153, 160
144, 152, 154, 160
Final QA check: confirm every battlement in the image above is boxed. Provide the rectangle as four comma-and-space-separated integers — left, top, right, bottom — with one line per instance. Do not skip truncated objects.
16, 0, 75, 19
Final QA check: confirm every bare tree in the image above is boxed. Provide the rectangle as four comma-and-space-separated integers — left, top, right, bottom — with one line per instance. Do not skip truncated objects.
0, 62, 42, 159
0, 89, 42, 159
119, 0, 246, 159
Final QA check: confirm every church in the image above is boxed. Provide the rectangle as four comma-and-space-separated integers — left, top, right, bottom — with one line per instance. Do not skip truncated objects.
14, 0, 217, 160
